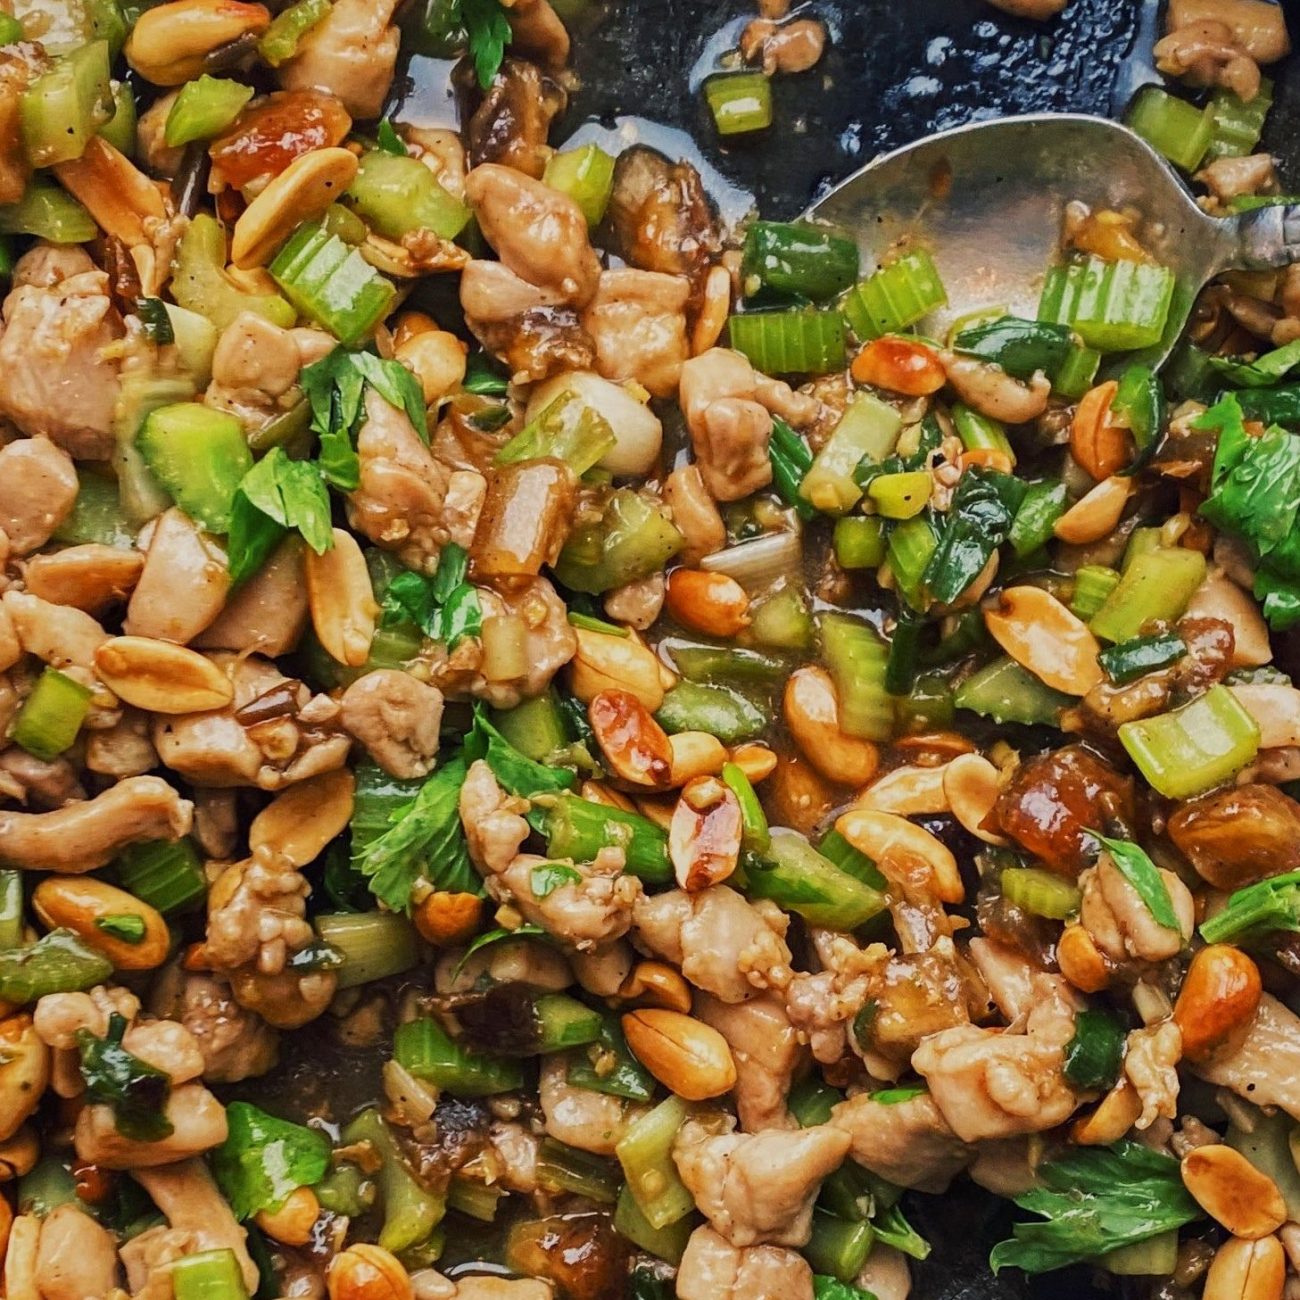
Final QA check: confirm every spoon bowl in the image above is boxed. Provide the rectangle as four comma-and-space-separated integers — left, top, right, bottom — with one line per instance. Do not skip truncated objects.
807, 112, 1300, 368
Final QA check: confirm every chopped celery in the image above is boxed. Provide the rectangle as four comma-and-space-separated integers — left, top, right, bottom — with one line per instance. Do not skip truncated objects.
1053, 343, 1102, 399
1098, 632, 1185, 685
1038, 255, 1176, 353
952, 404, 1014, 461
769, 417, 815, 521
671, 644, 787, 685
342, 1108, 445, 1254
616, 1096, 696, 1229
566, 1017, 654, 1101
136, 403, 253, 534
1008, 481, 1068, 558
1200, 871, 1300, 946
742, 221, 859, 303
818, 828, 888, 891
113, 839, 207, 915
553, 489, 683, 594
704, 72, 772, 135
954, 657, 1071, 726
842, 249, 947, 340
1071, 565, 1122, 620
269, 220, 395, 345
1122, 527, 1164, 572
1112, 363, 1164, 461
494, 391, 615, 474
887, 514, 938, 611
1089, 547, 1206, 643
1100, 1231, 1180, 1277
55, 470, 134, 548
728, 308, 847, 376
536, 1136, 620, 1203
543, 143, 615, 227
164, 76, 253, 148
1204, 79, 1273, 162
1125, 86, 1213, 173
1001, 867, 1080, 919
394, 1018, 524, 1096
1118, 684, 1259, 800
543, 796, 672, 885
11, 669, 92, 762
0, 872, 23, 950
0, 930, 113, 1003
258, 0, 331, 66
655, 682, 765, 745
535, 994, 604, 1052
315, 913, 419, 989
346, 149, 471, 241
171, 214, 297, 332
614, 1184, 695, 1265
493, 693, 568, 762
801, 394, 901, 514
97, 80, 136, 155
833, 516, 887, 569
0, 177, 96, 244
0, 14, 22, 42
819, 614, 892, 741
723, 762, 769, 852
746, 830, 886, 930
867, 470, 931, 519
20, 40, 112, 167
804, 1212, 875, 1282
172, 1249, 249, 1300
448, 1176, 507, 1222
749, 586, 814, 650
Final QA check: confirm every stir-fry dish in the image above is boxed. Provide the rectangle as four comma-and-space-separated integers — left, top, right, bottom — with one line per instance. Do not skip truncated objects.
2, 0, 1300, 1298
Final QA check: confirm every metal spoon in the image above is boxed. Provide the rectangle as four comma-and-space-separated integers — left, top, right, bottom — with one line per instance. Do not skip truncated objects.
806, 112, 1300, 368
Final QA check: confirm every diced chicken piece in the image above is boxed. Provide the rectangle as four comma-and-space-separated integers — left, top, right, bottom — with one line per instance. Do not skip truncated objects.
436, 936, 572, 995
205, 847, 315, 977
581, 270, 691, 398
452, 1279, 555, 1300
0, 436, 77, 556
696, 993, 804, 1132
0, 777, 191, 874
459, 760, 532, 875
75, 1081, 228, 1168
0, 748, 83, 808
34, 1204, 121, 1300
0, 268, 121, 458
676, 1226, 814, 1300
148, 969, 279, 1084
124, 509, 231, 645
1079, 850, 1195, 964
3, 589, 108, 672
118, 1019, 206, 1085
1125, 1022, 1182, 1130
663, 464, 726, 564
673, 1119, 850, 1247
679, 350, 774, 502
633, 886, 793, 1002
278, 0, 401, 119
84, 711, 157, 779
464, 164, 602, 306
347, 389, 484, 574
194, 536, 309, 657
604, 573, 665, 631
538, 1056, 644, 1155
911, 975, 1083, 1142
1194, 993, 1300, 1119
34, 986, 140, 1051
341, 670, 444, 779
830, 1092, 972, 1193
11, 245, 95, 289
24, 544, 145, 616
494, 849, 642, 951
487, 1120, 541, 1194
1197, 152, 1278, 201
968, 938, 1038, 1022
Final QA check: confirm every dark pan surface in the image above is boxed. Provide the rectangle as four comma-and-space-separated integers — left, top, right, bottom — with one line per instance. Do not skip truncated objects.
388, 4, 1298, 1296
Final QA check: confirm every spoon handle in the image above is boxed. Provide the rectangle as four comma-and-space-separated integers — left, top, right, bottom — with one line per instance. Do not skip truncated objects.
1226, 204, 1300, 271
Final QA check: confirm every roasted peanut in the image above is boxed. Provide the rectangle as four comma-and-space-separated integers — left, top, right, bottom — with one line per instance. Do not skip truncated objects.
569, 627, 668, 711
692, 264, 733, 355
255, 1185, 320, 1247
1053, 475, 1134, 546
728, 743, 777, 783
4, 1214, 37, 1299
579, 780, 637, 813
765, 753, 841, 836
126, 0, 271, 85
306, 529, 379, 669
619, 960, 692, 1013
983, 585, 1104, 695
1058, 922, 1112, 993
834, 808, 963, 903
1070, 381, 1130, 481
413, 892, 484, 946
622, 1008, 737, 1101
395, 329, 468, 405
249, 769, 355, 868
94, 637, 233, 713
53, 138, 167, 253
0, 1018, 47, 1144
942, 752, 1006, 844
589, 690, 673, 788
1183, 1146, 1287, 1239
1070, 1078, 1142, 1145
634, 796, 675, 831
670, 775, 742, 891
1174, 944, 1261, 1062
784, 666, 880, 787
668, 731, 729, 786
1203, 1235, 1285, 1300
327, 1243, 413, 1300
32, 878, 169, 971
665, 569, 751, 638
232, 147, 358, 268
851, 337, 946, 396
0, 1127, 38, 1181
854, 764, 950, 815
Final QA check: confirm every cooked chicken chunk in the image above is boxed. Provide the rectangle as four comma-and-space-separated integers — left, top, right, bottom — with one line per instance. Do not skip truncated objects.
830, 1091, 972, 1192
582, 269, 691, 398
341, 670, 444, 779
148, 969, 280, 1084
696, 993, 805, 1131
1079, 850, 1195, 964
676, 1226, 814, 1300
75, 1081, 228, 1168
1193, 993, 1300, 1119
279, 0, 401, 118
538, 1056, 644, 1155
0, 436, 77, 556
34, 1204, 121, 1300
493, 849, 642, 950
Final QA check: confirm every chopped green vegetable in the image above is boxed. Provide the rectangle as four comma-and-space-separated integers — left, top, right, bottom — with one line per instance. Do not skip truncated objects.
394, 1018, 524, 1096
723, 761, 770, 852
113, 839, 207, 916
1009, 481, 1068, 558
742, 221, 860, 303
813, 1278, 877, 1300
1089, 547, 1206, 643
801, 393, 901, 515
462, 0, 513, 88
315, 912, 420, 988
955, 657, 1072, 727
0, 177, 96, 244
1098, 632, 1184, 684
20, 40, 112, 167
842, 249, 947, 340
466, 705, 577, 798
172, 1249, 250, 1300
746, 830, 887, 930
347, 147, 471, 241
0, 929, 113, 1002
170, 214, 296, 332
542, 795, 672, 885
833, 516, 887, 569
259, 0, 332, 66
530, 862, 583, 898
379, 544, 481, 649
820, 614, 893, 741
805, 1212, 874, 1283
872, 1201, 931, 1260
11, 668, 92, 762
705, 71, 772, 135
164, 75, 253, 148
95, 913, 146, 944
728, 308, 848, 375
923, 468, 1026, 605
1204, 78, 1273, 162
655, 682, 765, 745
1125, 86, 1213, 172
1063, 1009, 1126, 1091
1200, 869, 1300, 945
567, 1017, 655, 1101
770, 417, 815, 521
1000, 866, 1080, 920
951, 315, 1074, 380
495, 391, 615, 474
136, 403, 253, 534
342, 1106, 446, 1252
554, 489, 684, 594
1112, 363, 1165, 461
212, 1101, 331, 1220
77, 1012, 173, 1143
543, 144, 616, 227
617, 1096, 696, 1230
1039, 255, 1176, 353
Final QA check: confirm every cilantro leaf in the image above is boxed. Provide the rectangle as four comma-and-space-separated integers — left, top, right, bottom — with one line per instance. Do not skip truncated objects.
76, 1013, 173, 1143
463, 350, 510, 396
212, 1101, 331, 1221
227, 448, 334, 586
530, 862, 582, 897
380, 544, 483, 648
461, 0, 512, 88
1096, 834, 1180, 931
452, 923, 547, 978
95, 914, 146, 943
466, 705, 576, 798
376, 119, 406, 155
923, 467, 1027, 605
989, 1140, 1200, 1274
352, 752, 478, 911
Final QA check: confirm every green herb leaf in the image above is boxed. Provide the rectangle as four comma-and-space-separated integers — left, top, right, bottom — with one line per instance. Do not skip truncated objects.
375, 119, 406, 155
228, 448, 334, 586
872, 1201, 931, 1261
871, 1085, 926, 1105
923, 467, 1028, 605
352, 751, 478, 912
530, 862, 583, 898
814, 1278, 877, 1300
463, 351, 510, 396
76, 1013, 173, 1143
94, 913, 146, 944
452, 923, 547, 978
1199, 868, 1300, 945
462, 0, 512, 88
1062, 1008, 1126, 1091
1207, 337, 1300, 388
1096, 833, 1181, 932
380, 545, 482, 648
466, 705, 577, 798
212, 1101, 332, 1221
989, 1140, 1201, 1274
